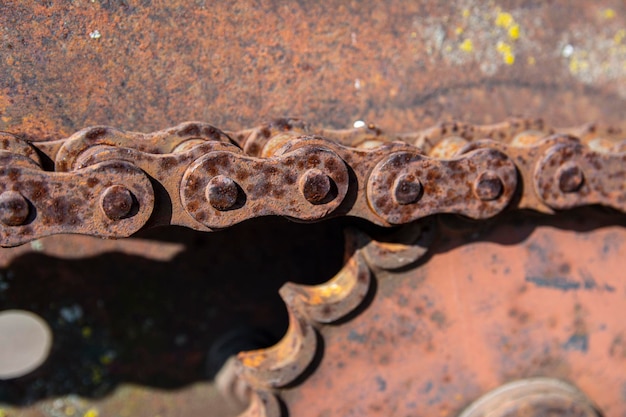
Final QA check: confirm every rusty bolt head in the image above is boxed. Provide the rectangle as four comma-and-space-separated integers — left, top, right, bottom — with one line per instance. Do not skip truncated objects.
393, 174, 422, 205
300, 169, 332, 204
0, 191, 29, 226
557, 162, 584, 193
474, 171, 503, 201
206, 175, 239, 211
101, 185, 134, 220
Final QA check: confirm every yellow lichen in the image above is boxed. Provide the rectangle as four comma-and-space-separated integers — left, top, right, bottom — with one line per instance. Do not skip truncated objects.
459, 39, 473, 52
462, 9, 470, 18
0, 409, 7, 417
614, 29, 626, 44
455, 26, 464, 35
84, 409, 99, 417
495, 12, 514, 28
508, 24, 520, 40
91, 367, 102, 384
527, 56, 536, 65
569, 56, 590, 75
496, 41, 515, 65
603, 8, 616, 19
100, 354, 114, 365
64, 406, 76, 416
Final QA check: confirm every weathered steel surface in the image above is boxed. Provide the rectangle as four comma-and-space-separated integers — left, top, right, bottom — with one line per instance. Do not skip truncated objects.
2, 120, 626, 247
2, 0, 626, 417
1, 1, 626, 139
270, 210, 626, 416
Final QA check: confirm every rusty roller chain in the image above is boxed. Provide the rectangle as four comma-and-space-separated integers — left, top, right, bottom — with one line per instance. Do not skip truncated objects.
0, 118, 624, 247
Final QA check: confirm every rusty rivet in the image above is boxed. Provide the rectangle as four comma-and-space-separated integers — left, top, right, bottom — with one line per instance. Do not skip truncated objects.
557, 162, 584, 193
0, 191, 29, 226
300, 169, 332, 204
207, 175, 239, 210
393, 174, 422, 205
101, 185, 134, 220
474, 171, 503, 201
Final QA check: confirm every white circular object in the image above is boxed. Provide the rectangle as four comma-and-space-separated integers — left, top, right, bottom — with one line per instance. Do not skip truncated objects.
0, 310, 52, 379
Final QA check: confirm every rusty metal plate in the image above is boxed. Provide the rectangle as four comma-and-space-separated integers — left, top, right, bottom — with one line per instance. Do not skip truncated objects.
2, 1, 626, 140
278, 210, 626, 416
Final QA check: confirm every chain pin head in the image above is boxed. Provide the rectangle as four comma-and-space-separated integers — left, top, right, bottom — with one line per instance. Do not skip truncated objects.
101, 185, 134, 220
0, 191, 29, 226
474, 171, 503, 201
557, 162, 584, 193
393, 174, 422, 205
300, 169, 332, 204
207, 175, 239, 211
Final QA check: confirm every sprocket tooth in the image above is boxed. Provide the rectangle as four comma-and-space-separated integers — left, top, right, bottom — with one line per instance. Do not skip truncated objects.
234, 229, 376, 415
360, 219, 436, 271
237, 390, 281, 417
236, 308, 317, 389
279, 251, 370, 324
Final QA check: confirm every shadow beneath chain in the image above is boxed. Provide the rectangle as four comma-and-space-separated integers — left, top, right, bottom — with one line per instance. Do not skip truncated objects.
0, 217, 347, 404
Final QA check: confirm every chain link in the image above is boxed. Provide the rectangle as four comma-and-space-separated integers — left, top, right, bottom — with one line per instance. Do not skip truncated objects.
0, 118, 624, 247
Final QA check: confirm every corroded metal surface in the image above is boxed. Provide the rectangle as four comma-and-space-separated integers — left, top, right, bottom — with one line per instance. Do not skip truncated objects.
2, 1, 626, 138
2, 1, 626, 417
239, 210, 626, 416
1, 119, 626, 247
